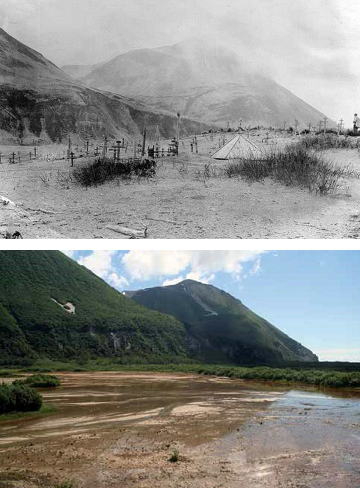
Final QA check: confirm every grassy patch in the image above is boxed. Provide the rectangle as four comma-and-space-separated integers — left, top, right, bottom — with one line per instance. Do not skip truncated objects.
55, 480, 77, 488
14, 374, 61, 388
0, 404, 57, 422
224, 144, 359, 195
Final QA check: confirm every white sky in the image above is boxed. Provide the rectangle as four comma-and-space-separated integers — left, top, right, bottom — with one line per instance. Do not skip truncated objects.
1, 0, 360, 126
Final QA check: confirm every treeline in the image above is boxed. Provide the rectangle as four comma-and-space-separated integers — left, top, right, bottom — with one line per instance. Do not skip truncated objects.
196, 365, 360, 388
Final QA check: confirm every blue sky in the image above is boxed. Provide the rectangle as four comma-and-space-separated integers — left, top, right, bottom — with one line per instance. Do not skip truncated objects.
63, 250, 360, 362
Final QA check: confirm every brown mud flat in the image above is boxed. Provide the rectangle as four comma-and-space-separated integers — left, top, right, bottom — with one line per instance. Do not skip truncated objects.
1, 134, 360, 239
0, 372, 359, 487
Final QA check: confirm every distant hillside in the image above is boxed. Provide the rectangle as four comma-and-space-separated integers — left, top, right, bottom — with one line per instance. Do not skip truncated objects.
0, 251, 187, 366
74, 38, 331, 129
0, 29, 209, 143
127, 280, 318, 365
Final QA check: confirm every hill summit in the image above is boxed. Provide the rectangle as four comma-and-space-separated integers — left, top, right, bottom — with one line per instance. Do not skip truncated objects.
127, 279, 318, 364
68, 38, 331, 128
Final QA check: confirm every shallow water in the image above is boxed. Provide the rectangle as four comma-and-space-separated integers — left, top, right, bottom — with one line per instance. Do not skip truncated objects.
0, 372, 285, 447
1, 372, 360, 487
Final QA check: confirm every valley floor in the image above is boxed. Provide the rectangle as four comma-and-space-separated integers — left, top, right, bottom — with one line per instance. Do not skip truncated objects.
0, 372, 359, 488
1, 134, 360, 239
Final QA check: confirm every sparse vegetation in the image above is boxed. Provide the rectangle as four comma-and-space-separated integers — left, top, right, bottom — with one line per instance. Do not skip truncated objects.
0, 383, 42, 414
73, 158, 157, 187
55, 480, 76, 488
169, 449, 180, 462
224, 144, 358, 195
297, 134, 359, 150
13, 374, 60, 388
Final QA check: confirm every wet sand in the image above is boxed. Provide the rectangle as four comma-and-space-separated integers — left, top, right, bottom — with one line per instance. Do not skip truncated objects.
1, 134, 360, 239
0, 372, 359, 487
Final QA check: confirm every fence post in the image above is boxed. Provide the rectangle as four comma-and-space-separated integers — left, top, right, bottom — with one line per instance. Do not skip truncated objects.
70, 152, 74, 167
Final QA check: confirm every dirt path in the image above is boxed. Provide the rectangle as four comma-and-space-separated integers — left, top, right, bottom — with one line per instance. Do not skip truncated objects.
1, 139, 360, 239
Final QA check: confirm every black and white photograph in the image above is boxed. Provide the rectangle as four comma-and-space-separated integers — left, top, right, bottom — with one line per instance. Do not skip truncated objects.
1, 0, 360, 239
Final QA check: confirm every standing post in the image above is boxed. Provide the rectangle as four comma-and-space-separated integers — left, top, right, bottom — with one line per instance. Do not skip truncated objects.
102, 136, 108, 160
294, 119, 299, 136
318, 121, 323, 133
283, 121, 287, 131
34, 146, 37, 158
70, 152, 74, 167
142, 127, 147, 157
323, 117, 328, 135
176, 112, 181, 145
12, 153, 15, 164
86, 140, 89, 156
67, 136, 72, 160
18, 152, 21, 164
29, 152, 32, 161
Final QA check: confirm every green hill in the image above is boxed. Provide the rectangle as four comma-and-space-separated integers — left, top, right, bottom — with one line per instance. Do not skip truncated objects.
0, 251, 187, 366
127, 280, 318, 364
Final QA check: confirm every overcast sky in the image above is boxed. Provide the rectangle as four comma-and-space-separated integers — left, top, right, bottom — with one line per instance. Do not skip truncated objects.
63, 250, 360, 363
1, 0, 360, 125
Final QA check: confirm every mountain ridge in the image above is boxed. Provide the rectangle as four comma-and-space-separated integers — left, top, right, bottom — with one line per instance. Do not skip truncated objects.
66, 38, 332, 128
126, 279, 318, 365
0, 29, 209, 143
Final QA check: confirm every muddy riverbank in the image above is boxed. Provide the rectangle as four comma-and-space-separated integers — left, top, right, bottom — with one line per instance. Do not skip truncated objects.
0, 372, 359, 487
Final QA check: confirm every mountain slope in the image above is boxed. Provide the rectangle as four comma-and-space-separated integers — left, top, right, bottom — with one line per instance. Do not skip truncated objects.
74, 39, 330, 128
127, 280, 318, 365
0, 251, 187, 366
0, 29, 208, 143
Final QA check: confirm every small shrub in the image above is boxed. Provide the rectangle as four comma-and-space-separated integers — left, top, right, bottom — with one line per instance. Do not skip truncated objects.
0, 383, 42, 414
169, 449, 180, 463
73, 158, 157, 187
56, 481, 76, 488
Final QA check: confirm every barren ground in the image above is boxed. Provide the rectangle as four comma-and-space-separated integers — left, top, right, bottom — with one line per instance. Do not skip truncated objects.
1, 133, 360, 239
0, 372, 359, 488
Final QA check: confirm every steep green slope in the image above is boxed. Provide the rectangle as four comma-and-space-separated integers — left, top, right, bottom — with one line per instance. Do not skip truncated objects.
0, 251, 187, 366
127, 280, 318, 365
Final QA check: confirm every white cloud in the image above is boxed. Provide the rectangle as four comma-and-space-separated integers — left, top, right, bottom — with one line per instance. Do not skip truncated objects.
78, 251, 117, 279
318, 348, 360, 362
123, 251, 265, 282
162, 276, 185, 287
108, 272, 129, 289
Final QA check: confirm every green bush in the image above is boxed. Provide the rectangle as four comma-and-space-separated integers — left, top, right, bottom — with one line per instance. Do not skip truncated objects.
0, 383, 42, 414
14, 374, 60, 388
